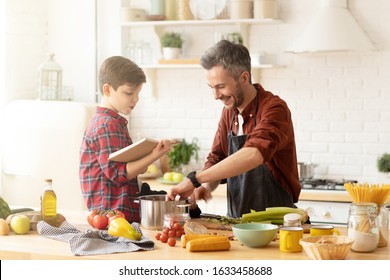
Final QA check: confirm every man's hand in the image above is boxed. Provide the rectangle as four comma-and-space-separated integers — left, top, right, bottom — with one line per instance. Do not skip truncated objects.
166, 178, 195, 201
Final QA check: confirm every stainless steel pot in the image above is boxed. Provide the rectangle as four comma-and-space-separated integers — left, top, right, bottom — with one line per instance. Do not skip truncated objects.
297, 162, 315, 180
137, 194, 190, 230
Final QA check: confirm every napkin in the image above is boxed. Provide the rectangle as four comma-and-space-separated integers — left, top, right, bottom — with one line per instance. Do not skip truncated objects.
37, 220, 154, 256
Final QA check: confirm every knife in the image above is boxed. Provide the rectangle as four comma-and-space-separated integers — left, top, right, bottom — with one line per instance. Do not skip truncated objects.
200, 213, 222, 220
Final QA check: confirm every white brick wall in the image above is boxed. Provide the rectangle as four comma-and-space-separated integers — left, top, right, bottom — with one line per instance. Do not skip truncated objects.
3, 0, 390, 185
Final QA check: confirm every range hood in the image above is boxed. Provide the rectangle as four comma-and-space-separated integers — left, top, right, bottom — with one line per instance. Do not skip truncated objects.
285, 0, 376, 53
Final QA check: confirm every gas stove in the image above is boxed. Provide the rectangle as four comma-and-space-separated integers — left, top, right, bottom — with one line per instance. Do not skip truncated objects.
300, 179, 358, 191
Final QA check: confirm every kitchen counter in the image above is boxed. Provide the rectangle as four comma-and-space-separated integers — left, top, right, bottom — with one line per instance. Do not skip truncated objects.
0, 211, 389, 260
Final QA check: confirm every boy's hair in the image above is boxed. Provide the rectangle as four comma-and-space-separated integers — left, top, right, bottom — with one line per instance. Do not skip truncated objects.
200, 40, 251, 81
98, 56, 146, 93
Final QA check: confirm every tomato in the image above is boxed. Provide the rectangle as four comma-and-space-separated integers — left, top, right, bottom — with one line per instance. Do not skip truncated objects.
167, 237, 176, 247
160, 233, 168, 243
173, 222, 182, 230
87, 209, 98, 226
175, 229, 184, 238
106, 209, 125, 225
168, 229, 176, 238
92, 213, 109, 230
155, 232, 162, 241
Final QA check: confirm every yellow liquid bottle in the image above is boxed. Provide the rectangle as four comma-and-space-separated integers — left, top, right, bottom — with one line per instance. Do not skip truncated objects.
41, 178, 57, 226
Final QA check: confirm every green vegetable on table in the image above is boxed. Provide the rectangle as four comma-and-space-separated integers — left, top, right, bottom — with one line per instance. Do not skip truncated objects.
241, 207, 308, 225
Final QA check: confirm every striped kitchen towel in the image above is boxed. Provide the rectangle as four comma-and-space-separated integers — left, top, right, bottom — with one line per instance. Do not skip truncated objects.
37, 220, 154, 256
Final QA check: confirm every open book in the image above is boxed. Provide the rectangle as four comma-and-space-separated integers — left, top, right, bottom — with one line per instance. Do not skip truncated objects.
108, 138, 181, 163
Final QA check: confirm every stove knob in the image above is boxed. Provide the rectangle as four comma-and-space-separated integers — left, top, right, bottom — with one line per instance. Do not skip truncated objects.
306, 207, 315, 217
322, 211, 331, 218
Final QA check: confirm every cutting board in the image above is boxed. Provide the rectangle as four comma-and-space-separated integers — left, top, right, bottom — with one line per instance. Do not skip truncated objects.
192, 218, 311, 233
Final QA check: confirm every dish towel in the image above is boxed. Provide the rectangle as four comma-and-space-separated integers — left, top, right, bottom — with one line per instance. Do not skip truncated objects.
37, 220, 154, 256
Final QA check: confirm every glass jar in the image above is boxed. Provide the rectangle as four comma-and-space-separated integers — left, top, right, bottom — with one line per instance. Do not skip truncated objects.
347, 202, 379, 252
163, 213, 190, 239
283, 213, 302, 227
378, 203, 389, 247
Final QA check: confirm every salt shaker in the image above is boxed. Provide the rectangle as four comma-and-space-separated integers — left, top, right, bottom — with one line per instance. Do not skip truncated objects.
347, 202, 379, 252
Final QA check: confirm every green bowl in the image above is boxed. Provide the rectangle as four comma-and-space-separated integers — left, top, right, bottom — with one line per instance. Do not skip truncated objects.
232, 223, 279, 248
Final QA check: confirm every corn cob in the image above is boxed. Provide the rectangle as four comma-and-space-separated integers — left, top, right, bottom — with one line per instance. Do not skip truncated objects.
186, 236, 231, 252
181, 233, 220, 248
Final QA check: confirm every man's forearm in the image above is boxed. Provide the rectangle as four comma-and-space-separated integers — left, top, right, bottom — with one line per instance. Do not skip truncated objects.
197, 147, 263, 185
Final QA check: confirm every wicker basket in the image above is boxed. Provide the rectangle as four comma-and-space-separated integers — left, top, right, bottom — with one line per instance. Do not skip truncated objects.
300, 236, 354, 260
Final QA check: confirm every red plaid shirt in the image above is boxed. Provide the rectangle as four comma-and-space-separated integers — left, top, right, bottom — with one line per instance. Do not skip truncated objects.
79, 107, 140, 222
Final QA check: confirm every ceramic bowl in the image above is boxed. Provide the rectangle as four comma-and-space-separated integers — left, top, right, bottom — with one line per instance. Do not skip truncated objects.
300, 235, 354, 260
232, 223, 279, 248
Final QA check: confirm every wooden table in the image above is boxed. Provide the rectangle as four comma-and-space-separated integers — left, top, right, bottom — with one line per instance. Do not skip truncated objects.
0, 210, 389, 260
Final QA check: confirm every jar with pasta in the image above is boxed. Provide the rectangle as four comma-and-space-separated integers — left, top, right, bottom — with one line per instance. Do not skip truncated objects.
347, 202, 379, 253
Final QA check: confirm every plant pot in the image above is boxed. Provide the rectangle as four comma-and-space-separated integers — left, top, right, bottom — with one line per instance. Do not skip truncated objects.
162, 47, 181, 59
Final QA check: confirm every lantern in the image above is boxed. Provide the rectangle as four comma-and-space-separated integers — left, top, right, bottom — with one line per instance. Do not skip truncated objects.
38, 53, 62, 100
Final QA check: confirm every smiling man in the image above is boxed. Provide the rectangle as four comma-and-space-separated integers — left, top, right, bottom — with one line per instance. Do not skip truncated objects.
168, 40, 301, 218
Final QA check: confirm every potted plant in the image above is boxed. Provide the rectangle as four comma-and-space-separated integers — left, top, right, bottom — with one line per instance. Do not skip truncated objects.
160, 138, 200, 174
377, 153, 390, 173
160, 32, 183, 60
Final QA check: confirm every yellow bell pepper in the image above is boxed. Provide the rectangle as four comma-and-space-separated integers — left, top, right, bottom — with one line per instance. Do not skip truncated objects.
107, 217, 141, 241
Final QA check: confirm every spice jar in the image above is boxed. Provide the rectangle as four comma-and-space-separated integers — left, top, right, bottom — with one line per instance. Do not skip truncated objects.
347, 202, 379, 252
283, 213, 302, 227
378, 203, 389, 247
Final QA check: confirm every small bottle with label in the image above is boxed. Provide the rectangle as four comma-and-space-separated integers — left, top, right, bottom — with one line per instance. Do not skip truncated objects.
41, 178, 57, 226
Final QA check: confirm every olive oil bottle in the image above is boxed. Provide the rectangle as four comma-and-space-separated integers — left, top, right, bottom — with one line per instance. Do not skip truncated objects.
41, 178, 57, 226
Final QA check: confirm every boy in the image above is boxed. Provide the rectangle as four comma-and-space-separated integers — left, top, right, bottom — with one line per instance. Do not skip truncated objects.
80, 56, 173, 222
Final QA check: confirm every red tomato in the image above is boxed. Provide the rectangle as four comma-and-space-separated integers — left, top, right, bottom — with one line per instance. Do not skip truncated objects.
173, 222, 182, 230
92, 213, 109, 230
160, 233, 168, 243
167, 237, 176, 247
87, 209, 98, 226
106, 209, 126, 225
168, 229, 176, 238
155, 232, 162, 241
176, 229, 184, 238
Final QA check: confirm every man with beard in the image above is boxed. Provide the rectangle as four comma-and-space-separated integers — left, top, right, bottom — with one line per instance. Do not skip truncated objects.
167, 40, 301, 219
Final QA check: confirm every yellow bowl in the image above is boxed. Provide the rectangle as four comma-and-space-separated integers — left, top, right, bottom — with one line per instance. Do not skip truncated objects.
300, 235, 354, 260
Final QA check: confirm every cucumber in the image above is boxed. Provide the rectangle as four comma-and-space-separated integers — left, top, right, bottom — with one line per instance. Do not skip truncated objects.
10, 208, 35, 214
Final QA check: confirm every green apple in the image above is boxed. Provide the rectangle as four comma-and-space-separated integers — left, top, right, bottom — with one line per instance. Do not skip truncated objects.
172, 172, 184, 183
10, 215, 30, 234
163, 172, 174, 181
147, 164, 159, 174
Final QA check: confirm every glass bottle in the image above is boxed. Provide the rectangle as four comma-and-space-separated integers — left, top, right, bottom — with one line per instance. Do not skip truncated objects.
347, 202, 379, 253
41, 178, 57, 226
378, 203, 389, 247
37, 53, 62, 100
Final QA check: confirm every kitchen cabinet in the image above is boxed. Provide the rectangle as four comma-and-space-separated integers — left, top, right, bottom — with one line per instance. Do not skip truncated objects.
120, 18, 283, 96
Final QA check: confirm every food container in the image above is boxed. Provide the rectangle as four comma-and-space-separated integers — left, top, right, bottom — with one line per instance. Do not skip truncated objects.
163, 213, 190, 239
300, 236, 354, 260
138, 195, 190, 230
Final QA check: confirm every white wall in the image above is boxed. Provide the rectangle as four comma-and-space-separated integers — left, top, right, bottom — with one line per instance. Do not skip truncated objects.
123, 0, 390, 183
2, 0, 390, 207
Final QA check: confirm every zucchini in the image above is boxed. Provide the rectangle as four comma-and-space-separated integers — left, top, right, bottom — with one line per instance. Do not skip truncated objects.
10, 208, 35, 214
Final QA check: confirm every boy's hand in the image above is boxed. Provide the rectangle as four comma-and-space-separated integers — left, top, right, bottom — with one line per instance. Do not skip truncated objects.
153, 139, 173, 157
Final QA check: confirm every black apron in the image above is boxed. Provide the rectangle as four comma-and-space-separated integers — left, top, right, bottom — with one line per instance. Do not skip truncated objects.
226, 90, 295, 218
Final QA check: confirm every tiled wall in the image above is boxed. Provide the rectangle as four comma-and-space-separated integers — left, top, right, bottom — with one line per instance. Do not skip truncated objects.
3, 0, 390, 186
